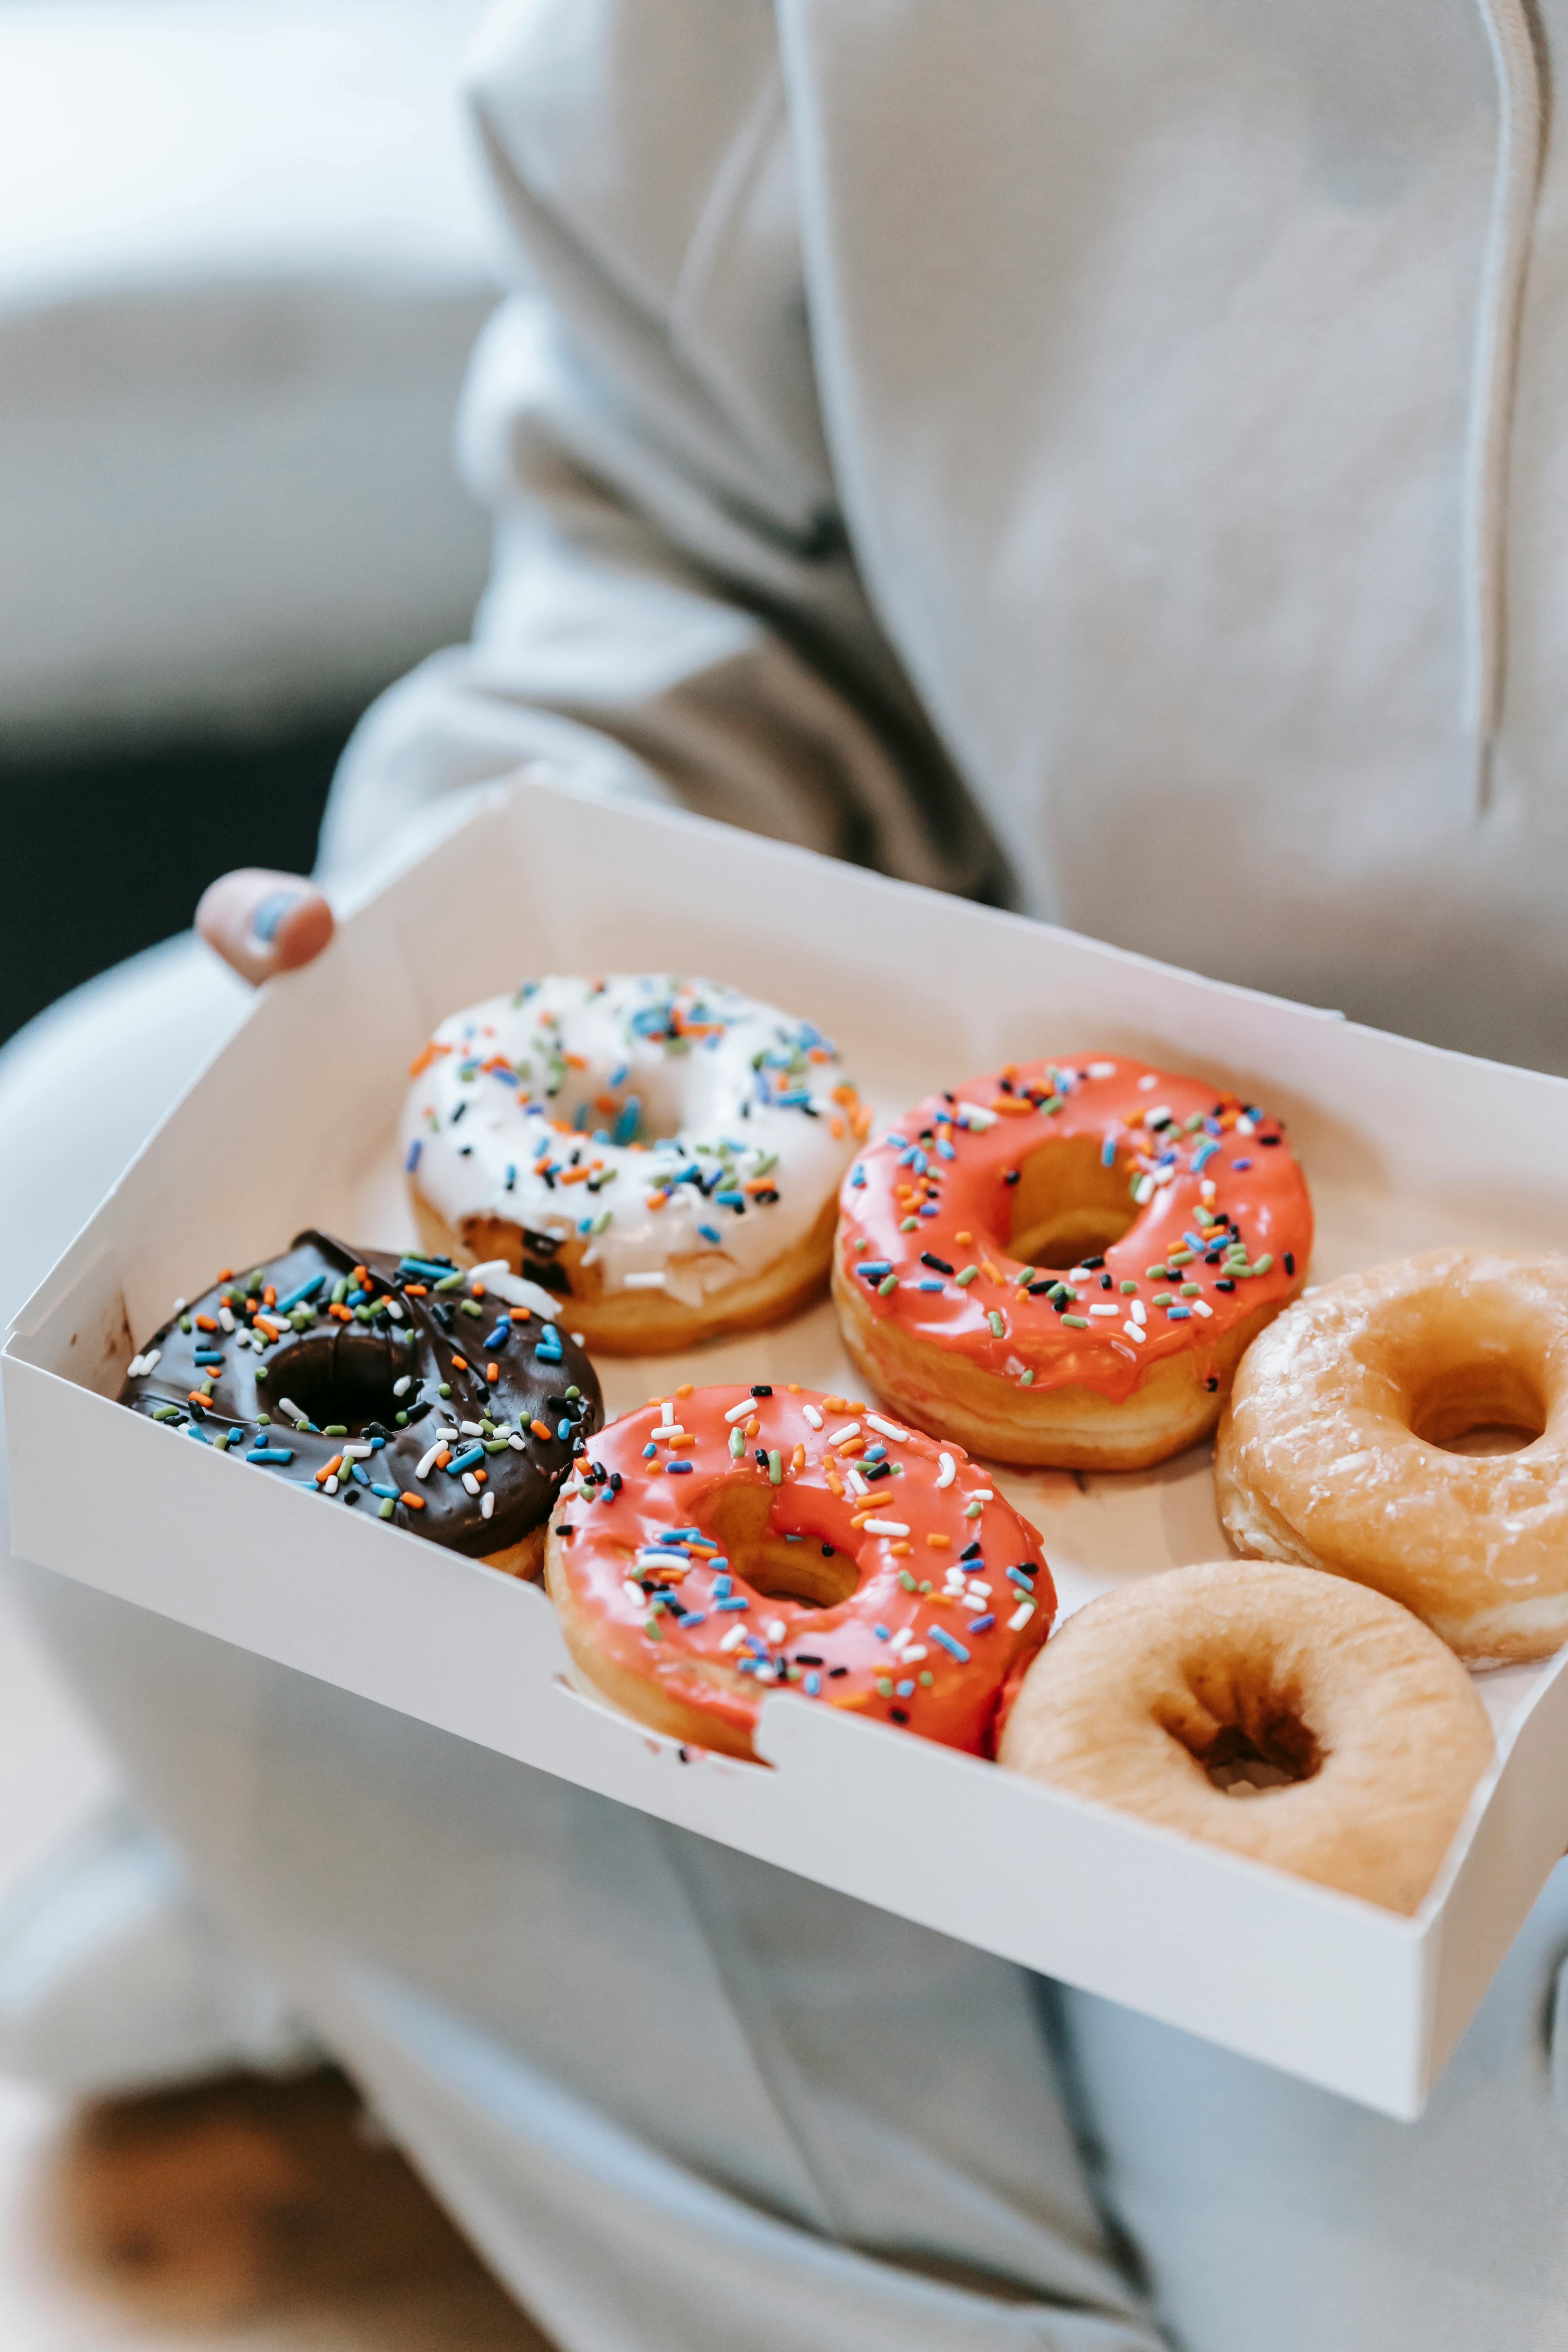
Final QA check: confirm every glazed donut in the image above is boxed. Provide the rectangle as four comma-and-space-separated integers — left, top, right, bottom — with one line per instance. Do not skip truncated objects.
118, 1232, 603, 1578
1216, 1247, 1568, 1664
544, 1382, 1055, 1759
833, 1056, 1312, 1468
998, 1561, 1493, 1913
403, 977, 869, 1354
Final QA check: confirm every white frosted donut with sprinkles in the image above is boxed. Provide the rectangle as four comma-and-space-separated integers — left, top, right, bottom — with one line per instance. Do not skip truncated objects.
403, 977, 869, 1353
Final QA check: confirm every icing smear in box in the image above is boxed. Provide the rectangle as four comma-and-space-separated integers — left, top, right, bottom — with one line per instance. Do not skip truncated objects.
403, 977, 870, 1309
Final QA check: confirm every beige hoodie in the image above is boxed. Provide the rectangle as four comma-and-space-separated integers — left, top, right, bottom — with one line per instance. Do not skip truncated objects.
323, 0, 1567, 1070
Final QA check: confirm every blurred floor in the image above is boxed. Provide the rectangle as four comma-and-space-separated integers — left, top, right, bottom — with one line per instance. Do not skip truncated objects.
0, 1583, 556, 2350
0, 726, 345, 1047
0, 2068, 556, 2351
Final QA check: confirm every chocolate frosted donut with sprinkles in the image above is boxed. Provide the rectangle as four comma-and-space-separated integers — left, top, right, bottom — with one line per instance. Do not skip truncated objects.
833, 1057, 1312, 1470
546, 1382, 1055, 1759
402, 977, 869, 1353
117, 1232, 603, 1579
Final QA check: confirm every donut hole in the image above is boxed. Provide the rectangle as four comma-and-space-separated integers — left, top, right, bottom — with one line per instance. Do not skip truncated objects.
539, 1060, 691, 1149
745, 1543, 858, 1610
1204, 1726, 1308, 1798
1007, 1135, 1139, 1270
1158, 1676, 1321, 1797
699, 1483, 859, 1610
262, 1328, 400, 1430
1407, 1360, 1547, 1456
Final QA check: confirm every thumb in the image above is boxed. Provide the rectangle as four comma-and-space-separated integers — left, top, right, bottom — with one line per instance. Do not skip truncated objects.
195, 869, 334, 987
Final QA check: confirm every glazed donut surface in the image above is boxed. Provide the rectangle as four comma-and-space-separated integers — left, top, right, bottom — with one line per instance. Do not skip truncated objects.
404, 977, 868, 1352
118, 1232, 603, 1577
546, 1382, 1055, 1759
998, 1561, 1493, 1914
833, 1056, 1311, 1468
1216, 1247, 1568, 1664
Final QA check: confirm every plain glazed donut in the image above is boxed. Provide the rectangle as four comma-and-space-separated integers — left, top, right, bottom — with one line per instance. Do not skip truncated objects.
118, 1232, 603, 1578
998, 1561, 1493, 1913
545, 1382, 1055, 1759
404, 977, 868, 1353
833, 1056, 1312, 1468
1216, 1247, 1568, 1665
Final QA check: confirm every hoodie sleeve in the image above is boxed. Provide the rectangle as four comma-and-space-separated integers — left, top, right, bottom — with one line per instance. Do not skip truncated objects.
316, 0, 1004, 903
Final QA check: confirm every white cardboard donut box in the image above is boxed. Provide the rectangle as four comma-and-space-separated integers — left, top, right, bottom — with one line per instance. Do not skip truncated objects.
7, 775, 1568, 2121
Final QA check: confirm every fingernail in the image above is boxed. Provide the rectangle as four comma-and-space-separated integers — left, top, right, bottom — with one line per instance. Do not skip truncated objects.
250, 889, 300, 947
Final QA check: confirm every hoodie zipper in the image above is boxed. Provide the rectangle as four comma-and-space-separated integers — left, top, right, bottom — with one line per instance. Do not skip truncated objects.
1463, 0, 1543, 799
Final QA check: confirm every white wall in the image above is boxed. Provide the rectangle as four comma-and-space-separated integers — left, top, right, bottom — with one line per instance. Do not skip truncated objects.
0, 2, 505, 748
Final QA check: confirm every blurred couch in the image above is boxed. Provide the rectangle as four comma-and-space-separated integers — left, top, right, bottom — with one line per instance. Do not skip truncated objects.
0, 0, 501, 755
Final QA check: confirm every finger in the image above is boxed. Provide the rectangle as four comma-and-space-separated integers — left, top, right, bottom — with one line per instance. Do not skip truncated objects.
195, 868, 334, 986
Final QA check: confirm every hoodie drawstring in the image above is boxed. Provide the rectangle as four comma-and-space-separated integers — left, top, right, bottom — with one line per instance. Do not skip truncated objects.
1463, 0, 1543, 791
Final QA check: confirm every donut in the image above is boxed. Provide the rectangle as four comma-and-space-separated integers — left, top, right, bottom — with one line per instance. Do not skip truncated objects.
998, 1561, 1493, 1913
544, 1382, 1056, 1759
1216, 1247, 1568, 1664
832, 1056, 1312, 1469
118, 1232, 604, 1578
403, 977, 870, 1354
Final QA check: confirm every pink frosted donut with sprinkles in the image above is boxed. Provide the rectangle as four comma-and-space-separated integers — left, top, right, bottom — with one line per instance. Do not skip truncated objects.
544, 1382, 1056, 1760
403, 977, 870, 1354
832, 1056, 1312, 1470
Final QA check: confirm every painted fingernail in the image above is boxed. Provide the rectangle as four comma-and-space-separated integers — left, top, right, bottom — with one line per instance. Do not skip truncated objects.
250, 889, 299, 947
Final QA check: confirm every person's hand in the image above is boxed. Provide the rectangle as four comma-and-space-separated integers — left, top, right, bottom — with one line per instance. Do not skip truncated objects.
195, 869, 334, 986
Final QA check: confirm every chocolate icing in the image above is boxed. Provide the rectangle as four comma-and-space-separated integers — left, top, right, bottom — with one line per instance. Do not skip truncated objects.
117, 1231, 603, 1559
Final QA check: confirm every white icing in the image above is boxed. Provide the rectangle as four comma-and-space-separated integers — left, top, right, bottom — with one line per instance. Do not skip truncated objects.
403, 976, 862, 1301
466, 1260, 564, 1321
